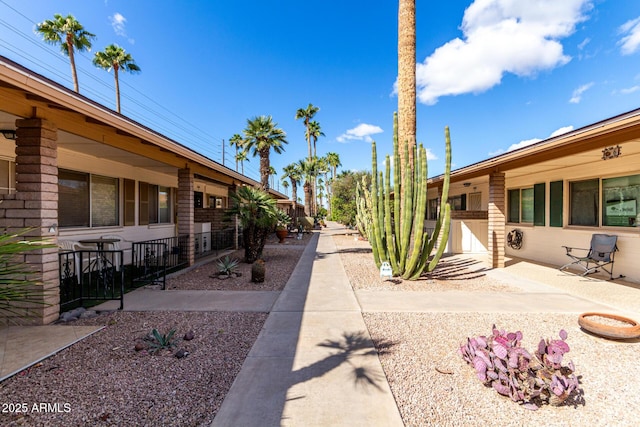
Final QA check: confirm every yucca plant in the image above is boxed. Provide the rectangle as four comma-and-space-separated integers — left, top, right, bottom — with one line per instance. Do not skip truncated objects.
0, 229, 56, 323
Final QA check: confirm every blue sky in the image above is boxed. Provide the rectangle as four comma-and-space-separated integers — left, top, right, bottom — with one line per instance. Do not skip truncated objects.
1, 0, 640, 191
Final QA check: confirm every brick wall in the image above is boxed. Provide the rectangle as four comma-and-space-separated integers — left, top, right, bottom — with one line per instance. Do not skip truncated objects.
1, 118, 60, 324
194, 208, 234, 230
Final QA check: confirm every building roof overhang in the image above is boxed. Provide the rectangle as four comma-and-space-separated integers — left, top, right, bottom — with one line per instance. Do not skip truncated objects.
0, 55, 287, 200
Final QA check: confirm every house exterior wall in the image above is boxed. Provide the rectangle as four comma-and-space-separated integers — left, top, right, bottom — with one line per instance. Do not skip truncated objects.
504, 145, 640, 282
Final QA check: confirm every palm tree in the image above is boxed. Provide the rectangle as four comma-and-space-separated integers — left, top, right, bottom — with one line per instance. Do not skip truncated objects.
242, 115, 288, 190
298, 157, 321, 216
295, 103, 319, 161
398, 0, 417, 175
282, 163, 302, 204
35, 14, 95, 93
324, 152, 341, 218
227, 186, 279, 263
235, 150, 249, 175
92, 44, 141, 113
307, 120, 325, 158
325, 152, 341, 180
268, 166, 277, 190
281, 180, 290, 196
229, 134, 244, 172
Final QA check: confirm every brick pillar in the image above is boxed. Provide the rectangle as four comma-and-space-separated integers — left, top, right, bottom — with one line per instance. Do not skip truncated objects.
8, 118, 59, 324
488, 172, 505, 268
177, 168, 194, 266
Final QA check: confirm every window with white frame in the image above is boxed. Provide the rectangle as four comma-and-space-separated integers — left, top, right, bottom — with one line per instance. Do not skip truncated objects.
508, 188, 534, 223
508, 185, 545, 225
602, 174, 640, 227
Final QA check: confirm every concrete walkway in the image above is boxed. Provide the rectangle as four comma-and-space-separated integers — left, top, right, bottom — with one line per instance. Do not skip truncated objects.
212, 229, 404, 426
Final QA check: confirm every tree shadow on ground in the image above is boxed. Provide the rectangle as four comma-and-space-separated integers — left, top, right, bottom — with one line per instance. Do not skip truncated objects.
424, 257, 489, 281
289, 331, 397, 394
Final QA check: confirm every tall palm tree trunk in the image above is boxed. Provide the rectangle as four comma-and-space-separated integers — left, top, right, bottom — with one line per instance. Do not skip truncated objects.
114, 66, 121, 113
259, 149, 270, 190
303, 181, 312, 216
398, 0, 416, 171
66, 35, 79, 92
291, 181, 298, 204
397, 0, 416, 235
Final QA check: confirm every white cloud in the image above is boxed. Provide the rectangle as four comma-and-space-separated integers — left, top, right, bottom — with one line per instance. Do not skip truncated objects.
409, 0, 592, 105
569, 82, 593, 103
577, 37, 590, 50
337, 123, 383, 143
619, 85, 640, 95
489, 125, 574, 156
618, 17, 640, 55
110, 13, 127, 37
549, 126, 573, 137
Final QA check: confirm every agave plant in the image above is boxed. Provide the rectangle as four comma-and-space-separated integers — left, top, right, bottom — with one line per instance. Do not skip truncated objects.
459, 325, 580, 410
0, 229, 56, 323
146, 328, 177, 354
216, 256, 240, 276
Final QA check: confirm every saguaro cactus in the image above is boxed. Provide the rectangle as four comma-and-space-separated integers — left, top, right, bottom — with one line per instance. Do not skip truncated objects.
359, 112, 452, 280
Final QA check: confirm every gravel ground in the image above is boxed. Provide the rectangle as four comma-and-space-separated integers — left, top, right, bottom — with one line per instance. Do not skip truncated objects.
2, 227, 638, 426
0, 311, 267, 426
0, 232, 312, 427
166, 233, 310, 292
364, 312, 640, 427
332, 233, 517, 292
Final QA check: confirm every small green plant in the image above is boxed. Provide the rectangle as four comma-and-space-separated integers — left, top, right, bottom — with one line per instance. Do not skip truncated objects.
146, 328, 177, 354
459, 325, 580, 410
216, 256, 240, 276
275, 209, 291, 231
0, 228, 56, 323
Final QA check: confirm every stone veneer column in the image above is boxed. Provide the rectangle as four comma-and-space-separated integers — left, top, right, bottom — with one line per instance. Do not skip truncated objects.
177, 168, 194, 266
488, 172, 506, 268
8, 118, 59, 324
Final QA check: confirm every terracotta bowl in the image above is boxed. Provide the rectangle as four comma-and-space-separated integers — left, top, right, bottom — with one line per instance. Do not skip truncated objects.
578, 312, 640, 340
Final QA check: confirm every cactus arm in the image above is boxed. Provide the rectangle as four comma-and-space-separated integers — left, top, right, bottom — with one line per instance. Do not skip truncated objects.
399, 143, 413, 271
393, 112, 401, 251
370, 142, 383, 268
426, 203, 452, 272
384, 156, 399, 274
403, 145, 428, 278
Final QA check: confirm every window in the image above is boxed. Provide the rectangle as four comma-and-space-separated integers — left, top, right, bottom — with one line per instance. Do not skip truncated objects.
468, 192, 482, 211
91, 175, 119, 227
570, 179, 599, 226
0, 159, 15, 194
428, 198, 438, 220
602, 174, 640, 227
447, 194, 466, 211
139, 181, 172, 225
159, 186, 171, 223
59, 169, 118, 228
508, 184, 544, 225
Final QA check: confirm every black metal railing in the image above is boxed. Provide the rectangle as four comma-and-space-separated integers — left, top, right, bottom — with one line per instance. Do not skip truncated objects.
59, 249, 124, 311
131, 235, 189, 288
59, 228, 243, 313
194, 227, 237, 259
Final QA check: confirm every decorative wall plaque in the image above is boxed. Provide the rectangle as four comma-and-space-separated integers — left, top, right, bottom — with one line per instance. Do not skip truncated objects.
602, 145, 622, 160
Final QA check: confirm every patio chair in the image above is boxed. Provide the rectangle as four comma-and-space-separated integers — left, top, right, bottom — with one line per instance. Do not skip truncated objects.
58, 240, 95, 278
559, 234, 619, 279
101, 235, 125, 271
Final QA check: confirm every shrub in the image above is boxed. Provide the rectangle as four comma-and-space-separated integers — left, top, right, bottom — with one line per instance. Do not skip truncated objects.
458, 325, 580, 410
